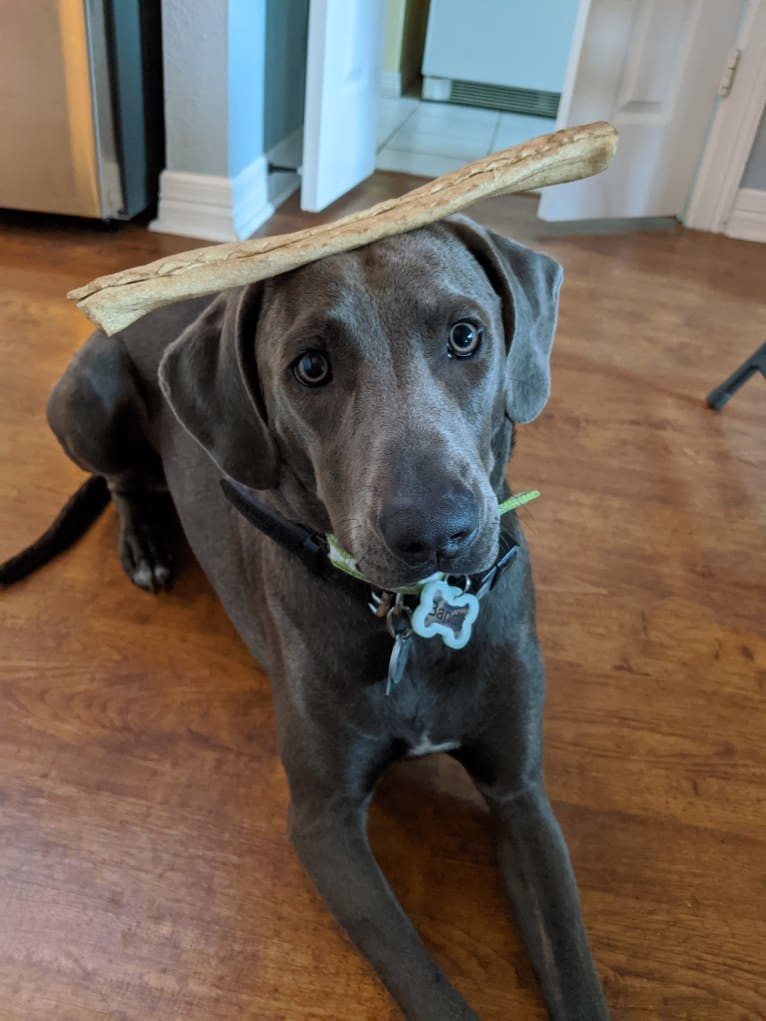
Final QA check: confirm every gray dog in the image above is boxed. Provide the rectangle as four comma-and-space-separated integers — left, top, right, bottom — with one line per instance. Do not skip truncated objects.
9, 215, 610, 1020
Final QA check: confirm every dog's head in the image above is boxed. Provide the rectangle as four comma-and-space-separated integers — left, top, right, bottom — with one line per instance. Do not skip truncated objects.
159, 216, 562, 590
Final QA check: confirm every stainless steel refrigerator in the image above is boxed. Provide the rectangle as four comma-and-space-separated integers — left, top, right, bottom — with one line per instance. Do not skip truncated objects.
0, 0, 163, 220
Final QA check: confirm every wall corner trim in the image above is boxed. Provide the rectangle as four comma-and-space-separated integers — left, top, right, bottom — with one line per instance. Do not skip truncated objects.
150, 154, 272, 242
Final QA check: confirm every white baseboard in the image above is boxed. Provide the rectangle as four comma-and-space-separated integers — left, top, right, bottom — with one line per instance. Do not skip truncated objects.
725, 187, 766, 243
151, 128, 306, 243
151, 131, 305, 243
232, 155, 273, 239
150, 154, 272, 242
381, 70, 403, 98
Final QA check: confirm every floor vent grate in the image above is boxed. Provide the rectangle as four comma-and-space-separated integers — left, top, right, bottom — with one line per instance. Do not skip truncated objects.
445, 81, 560, 118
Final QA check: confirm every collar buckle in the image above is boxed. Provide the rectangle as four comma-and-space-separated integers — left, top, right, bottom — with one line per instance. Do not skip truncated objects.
471, 530, 519, 601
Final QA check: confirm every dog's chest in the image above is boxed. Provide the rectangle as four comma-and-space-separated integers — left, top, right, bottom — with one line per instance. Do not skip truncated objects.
378, 682, 466, 760
386, 664, 469, 760
362, 627, 481, 759
406, 735, 460, 758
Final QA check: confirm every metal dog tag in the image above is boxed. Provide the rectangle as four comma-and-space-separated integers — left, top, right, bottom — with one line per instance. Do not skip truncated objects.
385, 595, 413, 695
386, 631, 412, 695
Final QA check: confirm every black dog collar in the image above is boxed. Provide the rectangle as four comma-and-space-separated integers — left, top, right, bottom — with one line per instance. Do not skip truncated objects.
220, 475, 519, 610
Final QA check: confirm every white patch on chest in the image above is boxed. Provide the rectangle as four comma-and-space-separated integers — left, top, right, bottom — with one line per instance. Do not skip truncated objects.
408, 735, 461, 758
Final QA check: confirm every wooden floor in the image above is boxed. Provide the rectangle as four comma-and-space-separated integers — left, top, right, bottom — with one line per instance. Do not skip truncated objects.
1, 177, 765, 1021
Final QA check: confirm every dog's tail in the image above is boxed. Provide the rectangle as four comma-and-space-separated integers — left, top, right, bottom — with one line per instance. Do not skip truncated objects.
0, 475, 111, 587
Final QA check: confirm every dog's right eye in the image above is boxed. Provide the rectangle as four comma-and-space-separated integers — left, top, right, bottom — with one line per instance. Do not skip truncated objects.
292, 350, 332, 388
448, 320, 482, 358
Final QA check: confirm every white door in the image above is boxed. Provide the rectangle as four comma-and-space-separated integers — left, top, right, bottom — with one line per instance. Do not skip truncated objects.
538, 0, 746, 221
301, 0, 384, 213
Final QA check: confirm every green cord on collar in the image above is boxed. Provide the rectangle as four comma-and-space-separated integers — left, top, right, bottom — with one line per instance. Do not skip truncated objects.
497, 489, 540, 516
327, 489, 540, 593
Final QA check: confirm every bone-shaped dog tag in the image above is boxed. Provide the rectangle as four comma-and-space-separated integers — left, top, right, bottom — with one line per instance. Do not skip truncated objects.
411, 579, 480, 650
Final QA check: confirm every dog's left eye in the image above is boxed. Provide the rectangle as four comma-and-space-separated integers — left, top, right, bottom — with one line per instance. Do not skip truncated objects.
293, 350, 332, 387
447, 321, 482, 358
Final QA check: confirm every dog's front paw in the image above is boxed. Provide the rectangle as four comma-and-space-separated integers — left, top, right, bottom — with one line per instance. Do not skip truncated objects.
115, 493, 175, 593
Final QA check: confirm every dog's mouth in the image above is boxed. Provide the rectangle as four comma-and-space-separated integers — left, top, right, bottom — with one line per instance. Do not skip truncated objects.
330, 479, 503, 592
352, 529, 500, 593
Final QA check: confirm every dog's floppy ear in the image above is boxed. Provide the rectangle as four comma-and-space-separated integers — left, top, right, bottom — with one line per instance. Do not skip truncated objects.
449, 215, 563, 423
158, 285, 278, 489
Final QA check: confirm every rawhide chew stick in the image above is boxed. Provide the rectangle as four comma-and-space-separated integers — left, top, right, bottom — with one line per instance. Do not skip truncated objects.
69, 121, 618, 336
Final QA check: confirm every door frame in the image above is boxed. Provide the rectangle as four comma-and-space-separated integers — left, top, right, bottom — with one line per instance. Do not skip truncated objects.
550, 0, 591, 134
541, 0, 748, 223
684, 0, 766, 232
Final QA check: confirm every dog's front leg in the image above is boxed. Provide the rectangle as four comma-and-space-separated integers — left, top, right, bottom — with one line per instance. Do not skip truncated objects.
455, 680, 610, 1021
487, 782, 611, 1020
286, 774, 480, 1020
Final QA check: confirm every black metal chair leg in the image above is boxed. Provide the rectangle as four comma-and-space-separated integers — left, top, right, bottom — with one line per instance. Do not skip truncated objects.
706, 341, 766, 411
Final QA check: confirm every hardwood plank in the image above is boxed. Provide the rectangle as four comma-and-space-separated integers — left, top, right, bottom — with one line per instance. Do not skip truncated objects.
0, 178, 764, 1021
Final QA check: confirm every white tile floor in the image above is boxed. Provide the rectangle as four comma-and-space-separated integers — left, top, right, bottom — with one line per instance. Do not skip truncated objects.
376, 95, 555, 178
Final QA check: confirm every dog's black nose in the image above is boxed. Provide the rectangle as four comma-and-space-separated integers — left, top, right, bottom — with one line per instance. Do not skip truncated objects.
379, 487, 479, 567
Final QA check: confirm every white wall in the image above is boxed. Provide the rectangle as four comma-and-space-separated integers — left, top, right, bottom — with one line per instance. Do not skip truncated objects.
154, 0, 275, 241
162, 0, 266, 179
383, 0, 429, 94
162, 0, 229, 177
228, 0, 267, 176
264, 0, 308, 152
741, 109, 766, 192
